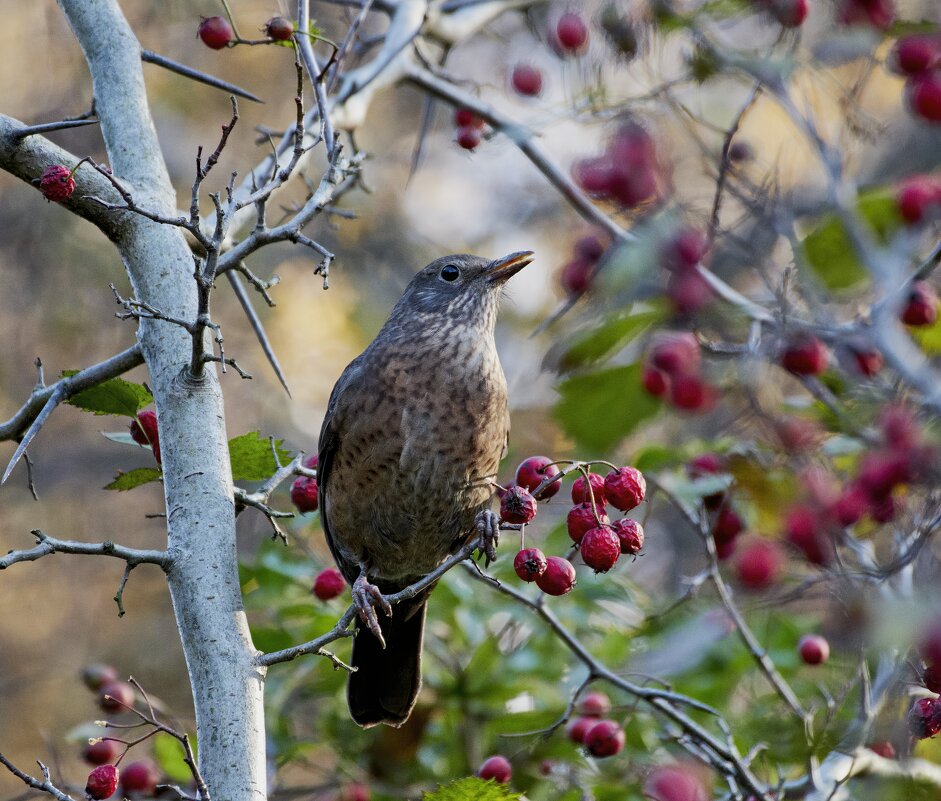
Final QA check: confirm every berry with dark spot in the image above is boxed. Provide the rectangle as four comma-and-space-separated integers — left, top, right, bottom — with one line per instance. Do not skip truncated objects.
902, 281, 939, 326
500, 486, 537, 524
535, 556, 577, 595
456, 126, 481, 150
909, 73, 941, 122
198, 16, 234, 49
580, 526, 621, 573
313, 567, 346, 601
478, 755, 512, 783
891, 35, 940, 75
291, 476, 319, 513
908, 697, 941, 739
86, 765, 119, 800
454, 108, 484, 128
604, 466, 646, 511
514, 547, 548, 581
584, 719, 624, 757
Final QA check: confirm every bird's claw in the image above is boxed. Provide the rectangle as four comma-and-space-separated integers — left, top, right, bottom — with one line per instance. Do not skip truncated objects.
475, 509, 500, 566
352, 573, 392, 648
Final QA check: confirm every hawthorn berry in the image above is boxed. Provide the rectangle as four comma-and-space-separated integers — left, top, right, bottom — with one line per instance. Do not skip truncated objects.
511, 63, 543, 96
909, 73, 941, 122
837, 0, 895, 29
500, 485, 537, 524
99, 680, 135, 713
313, 567, 346, 600
129, 410, 161, 463
612, 518, 644, 555
535, 556, 577, 595
264, 16, 294, 41
851, 345, 883, 377
869, 494, 897, 524
671, 374, 713, 411
571, 472, 606, 505
86, 765, 119, 800
896, 177, 941, 224
338, 784, 370, 801
642, 365, 669, 397
514, 547, 548, 581
891, 35, 940, 75
82, 663, 119, 691
735, 540, 781, 590
921, 618, 941, 665
798, 634, 830, 665
578, 691, 611, 717
712, 507, 743, 543
83, 739, 121, 766
291, 476, 319, 513
727, 140, 753, 163
566, 716, 595, 743
644, 765, 707, 801
831, 485, 867, 527
766, 0, 808, 26
478, 755, 512, 783
780, 334, 828, 376
687, 453, 723, 477
584, 719, 625, 757
39, 164, 76, 202
604, 466, 646, 511
555, 11, 589, 54
574, 234, 607, 262
198, 16, 234, 49
302, 453, 319, 470
573, 157, 615, 196
784, 506, 832, 565
867, 741, 896, 758
515, 456, 562, 499
120, 760, 159, 795
567, 502, 610, 543
924, 663, 941, 694
908, 697, 941, 739
580, 526, 621, 573
662, 228, 708, 272
902, 281, 939, 326
649, 332, 700, 375
667, 271, 714, 315
879, 405, 920, 449
454, 108, 484, 128
456, 126, 481, 150
560, 258, 594, 295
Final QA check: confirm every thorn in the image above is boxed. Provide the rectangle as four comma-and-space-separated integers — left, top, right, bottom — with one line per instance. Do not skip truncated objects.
13, 119, 100, 140
141, 50, 264, 104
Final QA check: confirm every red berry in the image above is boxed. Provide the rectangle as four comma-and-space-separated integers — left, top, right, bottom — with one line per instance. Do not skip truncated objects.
500, 486, 538, 524
574, 234, 607, 262
766, 0, 808, 26
867, 741, 896, 759
86, 765, 119, 800
670, 374, 713, 412
798, 634, 830, 665
83, 740, 121, 766
198, 16, 234, 49
82, 664, 119, 691
650, 333, 700, 375
454, 108, 484, 128
515, 456, 562, 499
478, 755, 511, 783
291, 476, 319, 513
857, 451, 910, 498
573, 157, 615, 197
511, 63, 543, 96
851, 345, 883, 376
714, 536, 736, 560
456, 126, 481, 150
312, 567, 346, 601
924, 663, 941, 694
668, 271, 713, 315
892, 35, 940, 75
837, 0, 895, 29
39, 164, 76, 202
603, 466, 646, 511
535, 556, 577, 595
584, 719, 624, 757
514, 547, 548, 581
712, 507, 742, 543
642, 365, 669, 397
265, 16, 294, 41
735, 540, 781, 590
879, 405, 920, 449
784, 506, 832, 565
566, 716, 595, 743
727, 141, 753, 163
567, 502, 610, 543
302, 453, 319, 470
612, 518, 644, 554
560, 258, 594, 295
909, 73, 941, 122
539, 760, 554, 775
781, 334, 828, 376
831, 485, 867, 526
920, 618, 941, 664
129, 410, 161, 463
687, 453, 723, 478
555, 11, 589, 53
897, 177, 941, 224
99, 681, 135, 713
869, 494, 897, 523
644, 765, 707, 801
338, 784, 370, 801
577, 691, 611, 717
120, 760, 159, 795
580, 526, 621, 573
663, 228, 709, 272
908, 697, 941, 739
902, 281, 939, 326
572, 472, 607, 505
609, 164, 659, 208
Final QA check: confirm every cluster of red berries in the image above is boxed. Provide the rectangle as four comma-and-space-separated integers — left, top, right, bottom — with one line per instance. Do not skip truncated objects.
642, 332, 715, 412
659, 226, 713, 316
558, 232, 608, 296
893, 33, 941, 123
129, 410, 161, 465
453, 107, 486, 151
909, 619, 941, 739
573, 121, 665, 210
79, 665, 162, 799
749, 0, 808, 28
197, 15, 294, 49
291, 454, 319, 513
565, 691, 625, 757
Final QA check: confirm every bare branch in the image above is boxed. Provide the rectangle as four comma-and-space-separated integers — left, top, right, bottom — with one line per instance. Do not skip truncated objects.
0, 529, 169, 570
0, 756, 76, 801
141, 50, 263, 104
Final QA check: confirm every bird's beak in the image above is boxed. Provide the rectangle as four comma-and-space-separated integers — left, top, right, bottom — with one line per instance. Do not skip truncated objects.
486, 251, 534, 284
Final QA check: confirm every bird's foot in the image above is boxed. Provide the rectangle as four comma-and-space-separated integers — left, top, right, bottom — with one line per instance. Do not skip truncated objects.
352, 570, 392, 648
475, 509, 500, 566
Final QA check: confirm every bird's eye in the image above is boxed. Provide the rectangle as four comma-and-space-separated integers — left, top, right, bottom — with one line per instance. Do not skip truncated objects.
440, 264, 460, 282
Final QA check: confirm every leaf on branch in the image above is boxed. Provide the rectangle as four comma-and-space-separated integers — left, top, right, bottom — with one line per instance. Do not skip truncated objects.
555, 307, 665, 373
229, 432, 293, 481
553, 363, 661, 452
423, 778, 521, 801
63, 371, 154, 417
153, 732, 196, 783
105, 467, 163, 491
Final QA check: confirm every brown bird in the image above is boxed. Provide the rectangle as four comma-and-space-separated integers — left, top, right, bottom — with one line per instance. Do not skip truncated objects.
318, 251, 532, 728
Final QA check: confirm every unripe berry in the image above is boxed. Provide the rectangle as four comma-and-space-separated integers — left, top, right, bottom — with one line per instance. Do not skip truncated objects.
198, 16, 234, 49
604, 466, 646, 511
264, 16, 294, 41
39, 164, 76, 202
511, 63, 543, 96
909, 73, 941, 122
535, 556, 577, 595
454, 108, 484, 128
290, 476, 319, 513
584, 719, 624, 757
514, 547, 548, 581
83, 739, 121, 766
566, 716, 594, 743
82, 664, 119, 691
577, 691, 611, 717
798, 634, 830, 665
120, 760, 159, 796
923, 663, 941, 694
649, 332, 700, 375
313, 567, 346, 600
99, 681, 135, 713
580, 526, 621, 573
902, 281, 939, 326
500, 486, 537, 524
612, 518, 644, 554
571, 472, 606, 505
478, 755, 511, 783
456, 126, 481, 150
567, 502, 609, 543
908, 697, 941, 739
781, 334, 828, 376
86, 765, 119, 800
555, 11, 589, 54
515, 456, 562, 499
560, 258, 594, 295
735, 540, 781, 590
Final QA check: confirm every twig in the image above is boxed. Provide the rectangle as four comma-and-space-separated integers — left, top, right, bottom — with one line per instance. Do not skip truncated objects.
0, 756, 75, 801
0, 529, 169, 570
141, 50, 262, 103
12, 119, 99, 140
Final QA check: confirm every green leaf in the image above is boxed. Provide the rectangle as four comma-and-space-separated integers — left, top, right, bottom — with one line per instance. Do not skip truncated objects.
557, 308, 665, 372
229, 432, 293, 481
423, 778, 521, 801
801, 189, 902, 290
153, 732, 196, 784
553, 363, 661, 453
65, 373, 153, 417
104, 467, 162, 491
911, 315, 941, 355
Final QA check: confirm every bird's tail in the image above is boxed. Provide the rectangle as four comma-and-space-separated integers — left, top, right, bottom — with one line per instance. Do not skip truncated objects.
348, 596, 427, 728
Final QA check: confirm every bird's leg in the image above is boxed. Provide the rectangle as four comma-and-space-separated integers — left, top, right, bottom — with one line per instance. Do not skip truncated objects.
475, 509, 500, 566
352, 563, 393, 647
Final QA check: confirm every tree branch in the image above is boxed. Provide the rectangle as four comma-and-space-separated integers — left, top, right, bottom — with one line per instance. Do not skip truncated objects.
0, 529, 169, 570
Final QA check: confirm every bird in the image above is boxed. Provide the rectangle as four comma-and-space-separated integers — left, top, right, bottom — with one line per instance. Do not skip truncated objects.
317, 250, 533, 728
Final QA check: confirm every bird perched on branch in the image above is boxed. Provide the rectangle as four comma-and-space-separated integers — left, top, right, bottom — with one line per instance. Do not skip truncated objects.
318, 251, 532, 727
